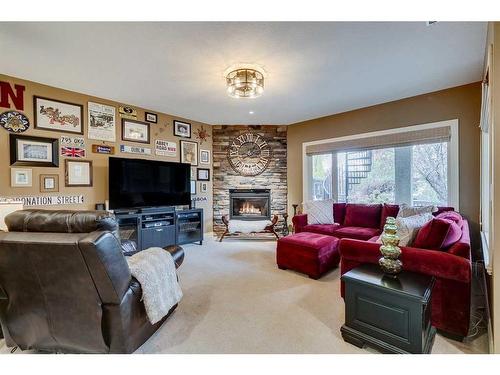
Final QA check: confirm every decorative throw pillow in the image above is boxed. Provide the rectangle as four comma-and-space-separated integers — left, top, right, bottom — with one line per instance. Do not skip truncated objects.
394, 213, 434, 246
302, 200, 334, 225
396, 204, 437, 218
413, 218, 463, 250
435, 211, 463, 228
343, 204, 382, 228
380, 203, 400, 230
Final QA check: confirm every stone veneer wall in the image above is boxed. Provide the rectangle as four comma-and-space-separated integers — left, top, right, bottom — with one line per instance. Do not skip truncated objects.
212, 125, 288, 236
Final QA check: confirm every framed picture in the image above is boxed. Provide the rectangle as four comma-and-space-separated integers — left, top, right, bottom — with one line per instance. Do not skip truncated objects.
190, 167, 196, 180
65, 159, 93, 187
145, 112, 158, 123
10, 134, 59, 167
40, 174, 59, 192
121, 119, 150, 144
180, 140, 198, 166
88, 102, 116, 142
197, 168, 210, 181
190, 180, 197, 195
34, 96, 84, 134
200, 182, 208, 193
200, 149, 211, 164
10, 168, 32, 187
174, 120, 191, 138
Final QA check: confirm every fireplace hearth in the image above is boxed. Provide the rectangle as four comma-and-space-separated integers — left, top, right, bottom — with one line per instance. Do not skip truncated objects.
229, 189, 271, 221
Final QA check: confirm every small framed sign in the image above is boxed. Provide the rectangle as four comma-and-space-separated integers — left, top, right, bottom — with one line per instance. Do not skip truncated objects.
11, 168, 32, 187
122, 119, 150, 144
200, 182, 208, 193
174, 120, 191, 138
40, 174, 59, 192
180, 140, 198, 166
65, 159, 93, 187
200, 149, 211, 164
145, 112, 158, 123
197, 168, 210, 181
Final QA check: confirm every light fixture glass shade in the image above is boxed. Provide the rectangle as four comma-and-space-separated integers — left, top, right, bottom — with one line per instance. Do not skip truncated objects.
226, 69, 264, 98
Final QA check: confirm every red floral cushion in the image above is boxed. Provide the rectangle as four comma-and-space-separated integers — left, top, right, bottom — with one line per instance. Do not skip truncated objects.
413, 218, 462, 250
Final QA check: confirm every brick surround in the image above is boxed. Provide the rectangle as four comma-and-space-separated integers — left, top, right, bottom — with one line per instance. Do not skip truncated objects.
212, 125, 288, 236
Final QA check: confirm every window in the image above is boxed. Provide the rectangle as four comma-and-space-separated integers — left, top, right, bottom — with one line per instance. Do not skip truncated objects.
304, 122, 456, 208
315, 142, 448, 205
479, 70, 491, 273
311, 153, 332, 200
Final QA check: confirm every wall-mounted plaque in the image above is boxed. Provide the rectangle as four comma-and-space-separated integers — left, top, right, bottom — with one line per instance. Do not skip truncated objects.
120, 144, 152, 155
92, 144, 115, 154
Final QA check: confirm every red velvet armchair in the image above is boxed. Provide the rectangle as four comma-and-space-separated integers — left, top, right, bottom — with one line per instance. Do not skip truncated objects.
339, 220, 472, 338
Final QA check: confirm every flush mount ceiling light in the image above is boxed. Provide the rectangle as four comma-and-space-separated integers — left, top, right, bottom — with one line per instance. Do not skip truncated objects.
226, 68, 264, 99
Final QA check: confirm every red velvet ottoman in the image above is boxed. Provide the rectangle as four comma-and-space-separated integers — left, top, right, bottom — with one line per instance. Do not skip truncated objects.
276, 232, 340, 279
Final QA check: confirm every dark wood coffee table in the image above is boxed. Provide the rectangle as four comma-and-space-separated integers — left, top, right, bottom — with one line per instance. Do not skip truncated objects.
341, 264, 435, 354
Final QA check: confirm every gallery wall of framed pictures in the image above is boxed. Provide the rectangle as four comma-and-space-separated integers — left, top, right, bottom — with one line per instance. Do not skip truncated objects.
0, 74, 213, 217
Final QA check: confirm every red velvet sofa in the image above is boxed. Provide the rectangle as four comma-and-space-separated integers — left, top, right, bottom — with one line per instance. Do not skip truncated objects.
292, 203, 471, 338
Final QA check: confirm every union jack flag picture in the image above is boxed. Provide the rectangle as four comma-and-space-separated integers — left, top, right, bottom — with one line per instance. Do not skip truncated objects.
61, 146, 86, 158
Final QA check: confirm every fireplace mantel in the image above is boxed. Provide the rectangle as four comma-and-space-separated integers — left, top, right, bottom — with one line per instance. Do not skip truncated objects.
212, 125, 287, 236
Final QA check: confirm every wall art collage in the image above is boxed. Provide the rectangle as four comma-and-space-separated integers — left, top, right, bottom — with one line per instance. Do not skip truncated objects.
1, 79, 211, 201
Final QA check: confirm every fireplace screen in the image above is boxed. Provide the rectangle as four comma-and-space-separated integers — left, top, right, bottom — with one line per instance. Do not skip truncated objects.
229, 189, 271, 220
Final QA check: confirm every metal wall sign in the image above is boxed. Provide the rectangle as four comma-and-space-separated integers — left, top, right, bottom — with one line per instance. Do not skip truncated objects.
92, 144, 115, 154
60, 136, 86, 157
120, 144, 152, 155
2, 195, 84, 206
155, 139, 177, 156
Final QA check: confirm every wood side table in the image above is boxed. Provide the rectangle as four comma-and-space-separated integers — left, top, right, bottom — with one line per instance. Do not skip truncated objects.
341, 264, 435, 354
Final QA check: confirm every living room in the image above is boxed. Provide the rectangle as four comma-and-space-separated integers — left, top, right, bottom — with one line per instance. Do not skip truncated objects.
1, 1, 500, 373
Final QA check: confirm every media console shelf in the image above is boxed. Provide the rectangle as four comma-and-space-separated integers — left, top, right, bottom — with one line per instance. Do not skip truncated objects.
176, 208, 203, 245
115, 207, 203, 251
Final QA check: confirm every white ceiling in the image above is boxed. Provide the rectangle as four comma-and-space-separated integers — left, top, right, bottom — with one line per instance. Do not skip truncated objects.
0, 22, 487, 125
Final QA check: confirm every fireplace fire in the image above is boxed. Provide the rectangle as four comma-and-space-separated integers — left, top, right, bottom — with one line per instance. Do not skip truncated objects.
239, 202, 262, 215
229, 189, 271, 221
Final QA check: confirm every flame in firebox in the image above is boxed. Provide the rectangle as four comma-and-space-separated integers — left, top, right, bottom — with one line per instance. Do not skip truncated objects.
239, 202, 262, 215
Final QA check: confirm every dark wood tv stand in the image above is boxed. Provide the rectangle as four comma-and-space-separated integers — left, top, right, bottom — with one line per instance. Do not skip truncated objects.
115, 207, 203, 251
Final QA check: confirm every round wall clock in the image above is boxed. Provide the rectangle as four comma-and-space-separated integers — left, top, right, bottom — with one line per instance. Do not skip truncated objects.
228, 132, 272, 176
0, 111, 30, 133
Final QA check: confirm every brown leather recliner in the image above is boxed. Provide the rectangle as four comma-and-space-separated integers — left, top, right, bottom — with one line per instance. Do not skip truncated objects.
0, 209, 183, 353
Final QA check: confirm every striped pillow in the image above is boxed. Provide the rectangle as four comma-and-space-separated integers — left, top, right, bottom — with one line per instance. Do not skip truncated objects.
303, 200, 335, 224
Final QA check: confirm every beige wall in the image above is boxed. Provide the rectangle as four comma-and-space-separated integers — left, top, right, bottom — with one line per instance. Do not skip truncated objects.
287, 83, 482, 248
0, 74, 213, 232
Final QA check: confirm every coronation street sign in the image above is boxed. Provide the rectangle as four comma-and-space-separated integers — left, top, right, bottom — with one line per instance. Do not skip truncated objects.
1, 195, 84, 206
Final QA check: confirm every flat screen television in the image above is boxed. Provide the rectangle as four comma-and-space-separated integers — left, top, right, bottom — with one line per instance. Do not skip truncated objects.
109, 157, 191, 210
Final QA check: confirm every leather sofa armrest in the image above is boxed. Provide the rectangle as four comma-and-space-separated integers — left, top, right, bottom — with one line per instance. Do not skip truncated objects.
339, 238, 471, 283
164, 245, 184, 268
79, 231, 132, 304
292, 214, 308, 232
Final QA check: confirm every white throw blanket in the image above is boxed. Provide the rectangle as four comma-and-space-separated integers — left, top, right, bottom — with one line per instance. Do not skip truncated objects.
126, 247, 183, 324
228, 219, 272, 233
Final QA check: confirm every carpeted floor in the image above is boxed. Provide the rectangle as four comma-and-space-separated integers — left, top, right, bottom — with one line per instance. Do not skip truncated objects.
0, 236, 488, 354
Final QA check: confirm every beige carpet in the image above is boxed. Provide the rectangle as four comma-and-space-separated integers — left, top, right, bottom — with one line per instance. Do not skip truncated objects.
0, 236, 488, 354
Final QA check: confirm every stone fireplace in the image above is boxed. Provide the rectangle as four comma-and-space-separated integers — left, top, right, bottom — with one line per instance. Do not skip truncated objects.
229, 189, 271, 221
213, 125, 287, 236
